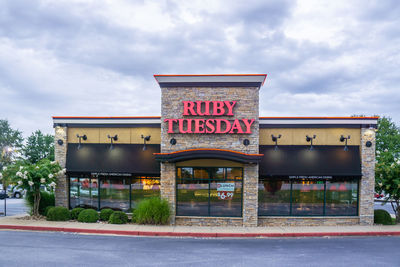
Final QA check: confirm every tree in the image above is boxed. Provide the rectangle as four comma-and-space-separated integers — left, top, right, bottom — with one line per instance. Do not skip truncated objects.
0, 159, 64, 216
23, 130, 55, 164
0, 119, 23, 187
375, 117, 400, 222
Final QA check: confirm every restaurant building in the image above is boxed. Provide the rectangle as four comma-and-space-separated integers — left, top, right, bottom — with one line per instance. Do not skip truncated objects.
53, 74, 378, 226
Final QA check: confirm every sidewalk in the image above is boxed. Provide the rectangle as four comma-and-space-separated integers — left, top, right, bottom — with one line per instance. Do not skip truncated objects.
1, 215, 400, 238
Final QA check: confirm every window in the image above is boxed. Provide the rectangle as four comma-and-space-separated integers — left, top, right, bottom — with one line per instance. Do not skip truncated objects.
69, 176, 98, 209
69, 175, 160, 211
258, 178, 359, 216
176, 167, 243, 217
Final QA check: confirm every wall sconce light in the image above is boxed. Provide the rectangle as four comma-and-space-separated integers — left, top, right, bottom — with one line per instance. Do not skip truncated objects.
271, 134, 282, 151
57, 139, 63, 146
107, 134, 118, 150
366, 141, 372, 147
340, 135, 351, 151
76, 134, 87, 149
306, 135, 316, 150
170, 138, 177, 145
141, 135, 151, 151
243, 139, 250, 146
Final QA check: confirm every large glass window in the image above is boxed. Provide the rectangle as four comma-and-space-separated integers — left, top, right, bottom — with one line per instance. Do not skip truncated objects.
291, 180, 324, 216
325, 179, 358, 216
258, 178, 359, 216
100, 178, 130, 211
177, 167, 243, 217
258, 180, 291, 216
69, 176, 98, 209
70, 175, 159, 211
131, 177, 160, 209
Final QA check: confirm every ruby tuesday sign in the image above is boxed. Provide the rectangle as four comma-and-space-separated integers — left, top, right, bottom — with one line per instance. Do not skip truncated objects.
164, 101, 255, 134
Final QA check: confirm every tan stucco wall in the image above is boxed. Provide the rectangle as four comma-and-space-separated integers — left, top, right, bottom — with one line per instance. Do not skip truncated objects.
259, 128, 361, 146
67, 127, 161, 144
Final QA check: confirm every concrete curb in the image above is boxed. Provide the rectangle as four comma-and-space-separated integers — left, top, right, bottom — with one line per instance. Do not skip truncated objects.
1, 225, 400, 238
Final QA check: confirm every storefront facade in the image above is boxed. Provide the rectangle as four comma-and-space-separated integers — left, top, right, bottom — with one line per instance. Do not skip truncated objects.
53, 74, 378, 226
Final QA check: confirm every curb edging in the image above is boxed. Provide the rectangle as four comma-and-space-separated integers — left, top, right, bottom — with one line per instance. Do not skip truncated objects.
1, 225, 400, 238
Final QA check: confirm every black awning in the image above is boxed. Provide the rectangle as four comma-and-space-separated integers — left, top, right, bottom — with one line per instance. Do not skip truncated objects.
66, 144, 160, 175
259, 145, 361, 177
154, 148, 264, 164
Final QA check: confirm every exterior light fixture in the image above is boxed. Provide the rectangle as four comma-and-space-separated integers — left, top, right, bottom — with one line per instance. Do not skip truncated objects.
141, 135, 151, 151
107, 134, 118, 150
340, 135, 351, 151
366, 141, 372, 147
170, 138, 177, 145
76, 134, 87, 150
271, 134, 282, 151
57, 139, 63, 146
243, 139, 250, 146
306, 135, 316, 150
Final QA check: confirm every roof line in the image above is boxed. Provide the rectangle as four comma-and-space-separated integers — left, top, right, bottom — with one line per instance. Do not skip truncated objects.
52, 116, 161, 119
259, 117, 379, 120
52, 116, 378, 120
154, 148, 264, 156
153, 74, 268, 86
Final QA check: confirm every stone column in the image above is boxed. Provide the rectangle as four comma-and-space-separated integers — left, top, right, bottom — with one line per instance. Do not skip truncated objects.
359, 127, 376, 225
160, 162, 176, 224
54, 126, 68, 208
242, 163, 258, 227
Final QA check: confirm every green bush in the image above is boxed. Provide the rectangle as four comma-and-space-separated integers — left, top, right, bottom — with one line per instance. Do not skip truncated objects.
77, 209, 99, 223
133, 197, 170, 225
374, 209, 393, 225
47, 206, 70, 221
44, 206, 54, 217
100, 208, 114, 221
71, 207, 85, 220
109, 211, 128, 224
26, 191, 55, 216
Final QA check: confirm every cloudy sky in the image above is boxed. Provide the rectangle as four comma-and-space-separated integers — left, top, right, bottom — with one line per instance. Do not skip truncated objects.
0, 0, 399, 136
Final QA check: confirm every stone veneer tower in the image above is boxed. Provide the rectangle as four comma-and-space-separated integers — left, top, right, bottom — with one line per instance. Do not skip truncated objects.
155, 74, 267, 226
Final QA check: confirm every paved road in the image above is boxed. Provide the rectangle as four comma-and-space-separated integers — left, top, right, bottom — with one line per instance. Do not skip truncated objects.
0, 231, 399, 266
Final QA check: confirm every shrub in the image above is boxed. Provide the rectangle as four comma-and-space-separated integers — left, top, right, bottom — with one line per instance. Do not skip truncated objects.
26, 191, 55, 216
374, 209, 393, 225
47, 206, 70, 221
100, 208, 114, 221
44, 206, 54, 217
71, 207, 85, 220
133, 197, 170, 225
109, 211, 128, 224
77, 209, 99, 223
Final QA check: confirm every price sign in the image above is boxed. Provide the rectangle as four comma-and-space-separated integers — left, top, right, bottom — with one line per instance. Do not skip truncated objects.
217, 183, 235, 200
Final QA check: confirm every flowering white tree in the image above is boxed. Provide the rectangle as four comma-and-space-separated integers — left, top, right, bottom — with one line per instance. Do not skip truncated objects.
0, 159, 64, 216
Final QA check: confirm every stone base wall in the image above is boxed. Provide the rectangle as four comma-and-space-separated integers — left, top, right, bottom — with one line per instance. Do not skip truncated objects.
54, 126, 68, 208
160, 162, 176, 224
258, 217, 360, 226
243, 164, 258, 227
175, 216, 243, 227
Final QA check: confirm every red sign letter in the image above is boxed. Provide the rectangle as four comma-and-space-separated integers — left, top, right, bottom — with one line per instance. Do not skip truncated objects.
242, 119, 255, 134
183, 101, 196, 116
164, 119, 177, 133
213, 101, 225, 116
196, 101, 211, 116
224, 101, 237, 116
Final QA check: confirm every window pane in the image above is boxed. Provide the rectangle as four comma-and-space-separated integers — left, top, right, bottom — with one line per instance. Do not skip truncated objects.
258, 179, 290, 216
209, 168, 224, 179
69, 177, 80, 209
209, 181, 242, 216
291, 180, 324, 216
325, 180, 358, 216
193, 168, 209, 179
100, 178, 130, 211
177, 180, 209, 216
79, 178, 98, 209
177, 168, 192, 179
131, 177, 160, 209
226, 168, 242, 180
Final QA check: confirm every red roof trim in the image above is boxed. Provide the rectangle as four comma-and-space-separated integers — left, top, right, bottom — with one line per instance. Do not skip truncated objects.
52, 116, 161, 119
259, 117, 379, 120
